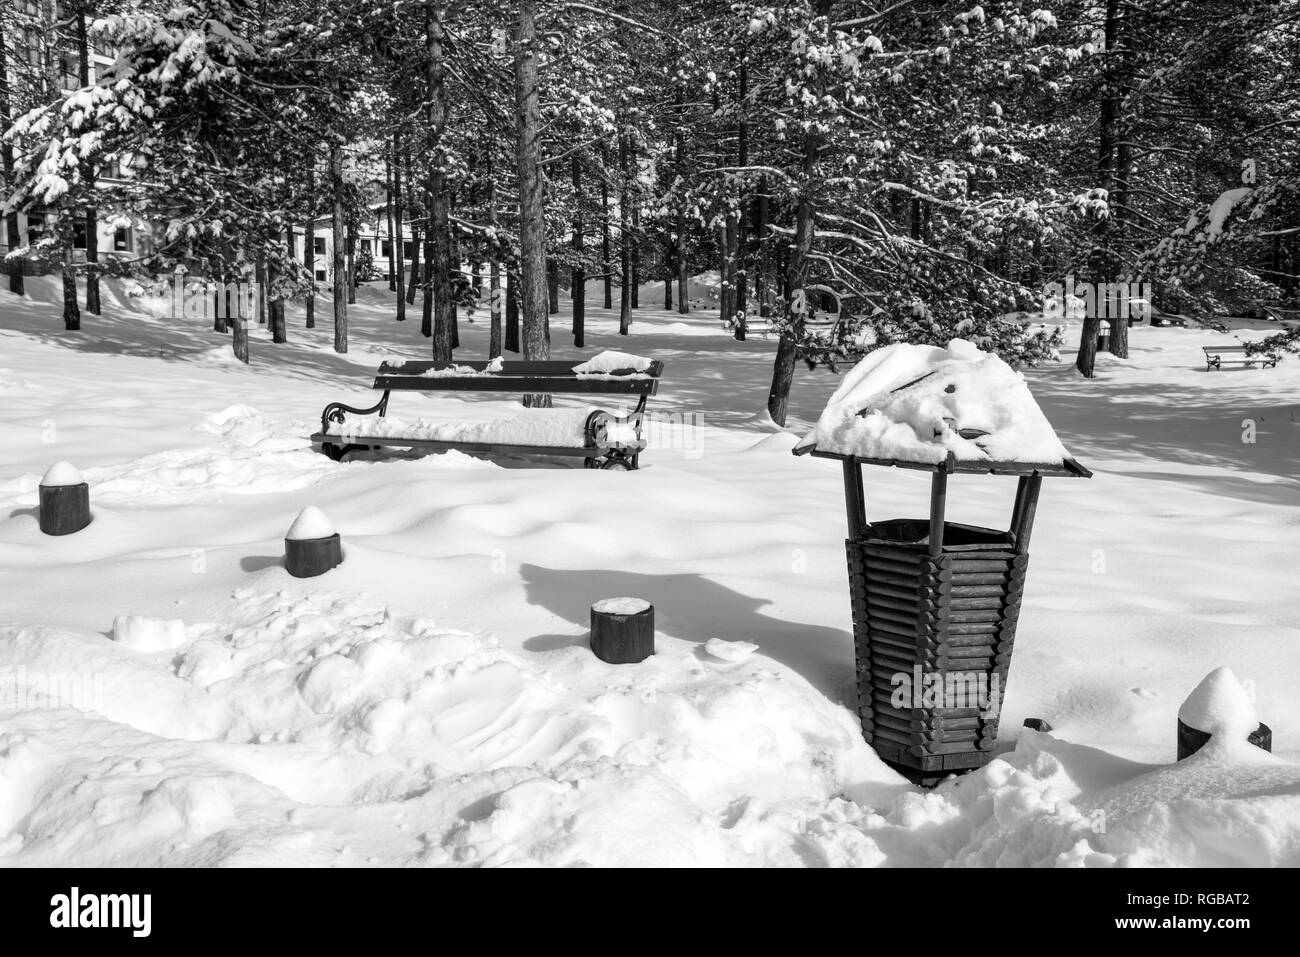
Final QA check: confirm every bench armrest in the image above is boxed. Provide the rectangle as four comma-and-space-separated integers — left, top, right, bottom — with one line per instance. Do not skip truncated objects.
321, 391, 391, 435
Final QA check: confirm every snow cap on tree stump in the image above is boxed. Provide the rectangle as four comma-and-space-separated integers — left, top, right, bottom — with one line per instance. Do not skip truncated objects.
286, 506, 335, 541
1177, 667, 1271, 760
41, 461, 84, 487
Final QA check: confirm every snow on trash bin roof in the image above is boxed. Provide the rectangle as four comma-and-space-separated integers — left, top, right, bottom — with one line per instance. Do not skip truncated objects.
796, 339, 1075, 468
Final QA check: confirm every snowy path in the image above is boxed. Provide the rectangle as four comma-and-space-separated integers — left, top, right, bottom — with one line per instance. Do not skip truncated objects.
1, 280, 1298, 866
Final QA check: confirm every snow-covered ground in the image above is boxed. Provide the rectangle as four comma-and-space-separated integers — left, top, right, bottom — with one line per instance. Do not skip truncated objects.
1, 278, 1298, 866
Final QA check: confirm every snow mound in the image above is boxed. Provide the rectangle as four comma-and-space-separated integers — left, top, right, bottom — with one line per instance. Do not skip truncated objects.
286, 506, 335, 541
329, 409, 595, 448
704, 638, 758, 662
1179, 668, 1258, 742
112, 615, 188, 652
40, 461, 84, 487
0, 590, 901, 866
800, 339, 1072, 465
573, 351, 652, 374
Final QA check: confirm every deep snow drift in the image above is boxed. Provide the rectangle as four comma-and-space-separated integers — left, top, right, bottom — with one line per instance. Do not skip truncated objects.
1, 277, 1297, 866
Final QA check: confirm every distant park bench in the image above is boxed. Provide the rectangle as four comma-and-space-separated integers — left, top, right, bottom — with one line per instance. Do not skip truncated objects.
1201, 344, 1278, 371
1263, 305, 1300, 323
311, 358, 664, 470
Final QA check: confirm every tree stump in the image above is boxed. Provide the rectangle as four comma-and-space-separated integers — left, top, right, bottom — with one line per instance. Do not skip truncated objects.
284, 506, 342, 578
1177, 718, 1272, 761
590, 598, 654, 664
39, 462, 91, 536
39, 483, 91, 536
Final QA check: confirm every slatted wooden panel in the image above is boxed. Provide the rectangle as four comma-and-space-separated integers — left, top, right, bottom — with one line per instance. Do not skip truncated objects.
372, 359, 665, 397
847, 522, 1027, 778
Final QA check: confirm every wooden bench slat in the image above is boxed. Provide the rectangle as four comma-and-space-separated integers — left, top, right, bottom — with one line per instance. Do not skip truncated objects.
309, 433, 598, 457
377, 359, 665, 378
372, 374, 660, 396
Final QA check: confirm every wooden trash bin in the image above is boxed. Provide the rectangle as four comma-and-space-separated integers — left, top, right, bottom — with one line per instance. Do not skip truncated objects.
796, 448, 1091, 786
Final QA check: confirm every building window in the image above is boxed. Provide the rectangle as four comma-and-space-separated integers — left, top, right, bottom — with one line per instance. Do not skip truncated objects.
403, 241, 414, 259
315, 270, 327, 281
22, 28, 41, 68
62, 51, 81, 90
381, 240, 392, 257
73, 222, 87, 249
113, 227, 132, 252
313, 237, 326, 255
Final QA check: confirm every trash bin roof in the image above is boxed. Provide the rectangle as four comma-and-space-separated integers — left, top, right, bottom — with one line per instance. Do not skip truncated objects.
793, 339, 1090, 477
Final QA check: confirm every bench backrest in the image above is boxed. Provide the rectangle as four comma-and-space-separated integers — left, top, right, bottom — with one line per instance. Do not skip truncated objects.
1202, 345, 1248, 353
373, 359, 664, 396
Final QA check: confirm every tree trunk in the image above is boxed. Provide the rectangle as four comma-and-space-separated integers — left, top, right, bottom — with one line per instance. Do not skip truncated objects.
392, 133, 405, 321
571, 156, 585, 347
385, 157, 396, 291
345, 219, 356, 305
0, 16, 24, 296
726, 209, 742, 339
513, 0, 551, 404
269, 240, 287, 343
767, 131, 819, 426
255, 251, 268, 324
506, 267, 520, 353
331, 134, 347, 354
489, 259, 503, 357
450, 224, 460, 350
601, 172, 613, 309
427, 3, 454, 363
618, 133, 631, 335
673, 91, 687, 314
231, 273, 249, 364
733, 61, 749, 339
489, 171, 503, 357
62, 250, 80, 331
676, 207, 688, 313
1108, 1, 1134, 360
630, 205, 640, 309
1080, 0, 1120, 377
76, 13, 99, 315
1076, 314, 1101, 378
421, 227, 434, 338
406, 221, 422, 306
547, 259, 560, 314
753, 174, 768, 319
304, 169, 316, 329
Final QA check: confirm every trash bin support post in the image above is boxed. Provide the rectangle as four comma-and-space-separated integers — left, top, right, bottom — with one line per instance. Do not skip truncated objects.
1011, 473, 1043, 555
842, 458, 868, 539
927, 468, 948, 557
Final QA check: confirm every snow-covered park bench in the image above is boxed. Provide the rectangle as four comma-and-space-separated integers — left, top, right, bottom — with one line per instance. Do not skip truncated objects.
310, 353, 665, 470
1201, 344, 1278, 371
